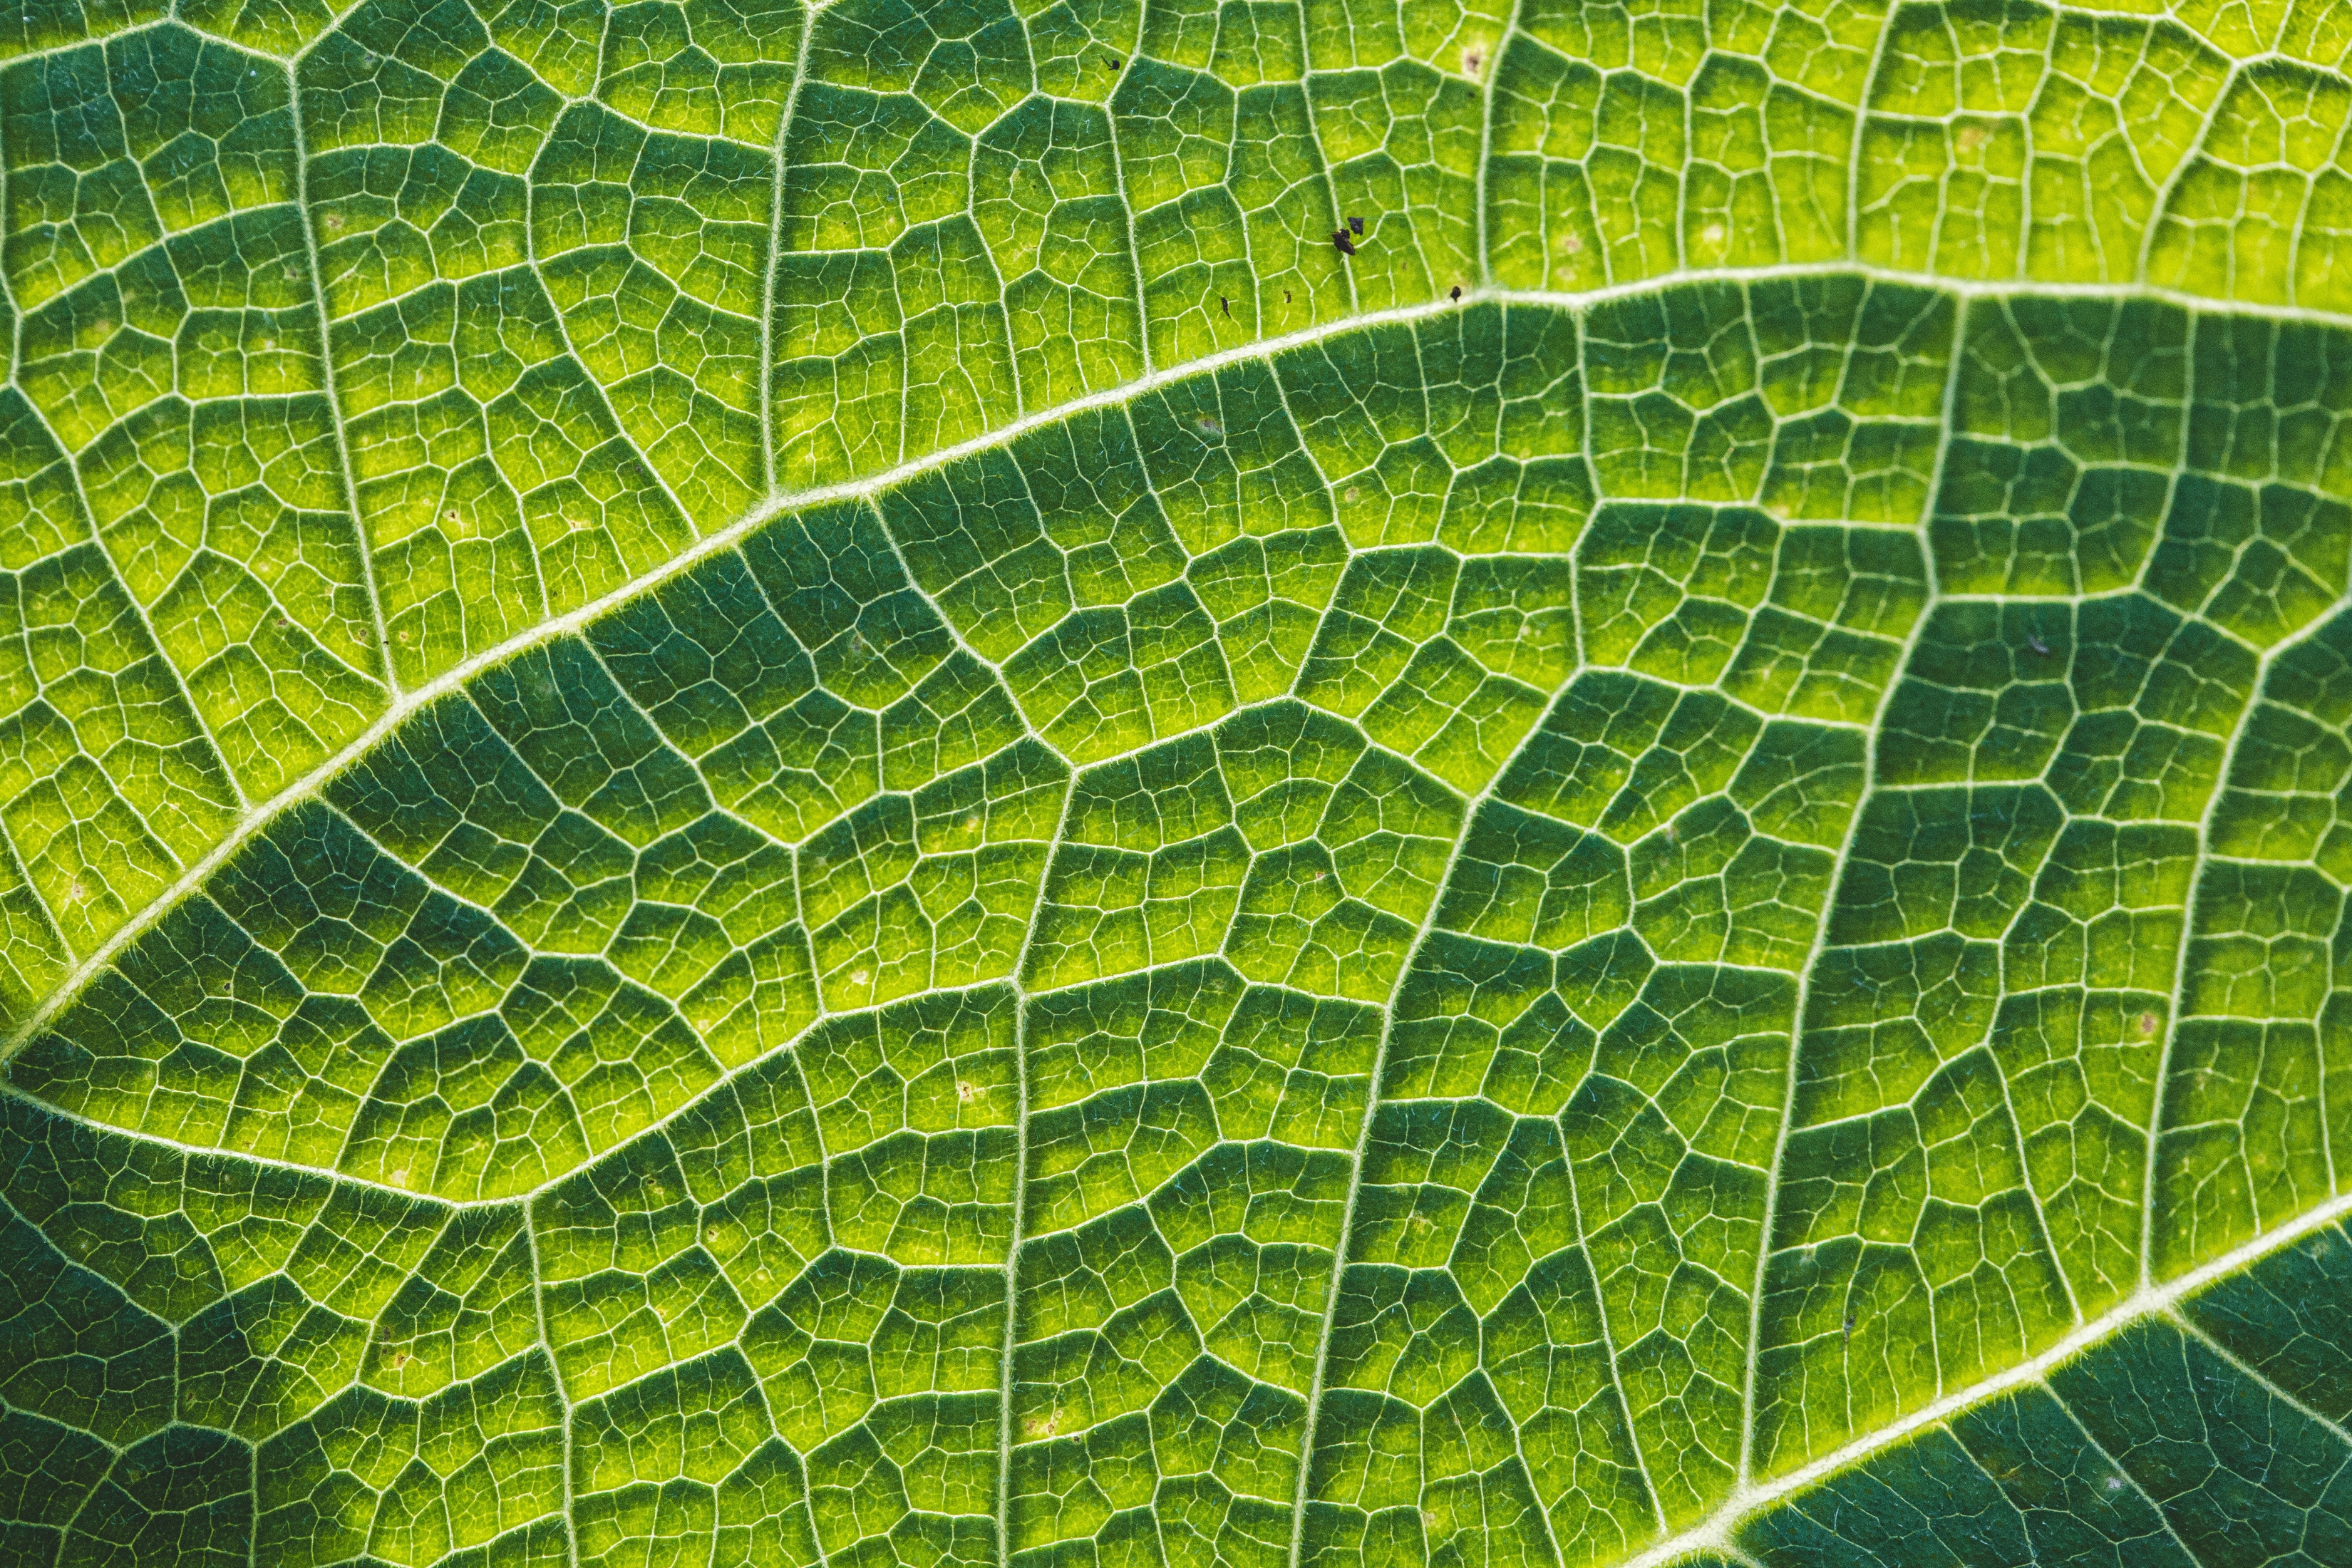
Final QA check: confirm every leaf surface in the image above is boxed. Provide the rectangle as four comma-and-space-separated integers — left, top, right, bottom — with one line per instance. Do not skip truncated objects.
1, 4, 2350, 1567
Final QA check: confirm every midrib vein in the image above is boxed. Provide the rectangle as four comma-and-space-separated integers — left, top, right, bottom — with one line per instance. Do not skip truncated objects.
0, 280, 1489, 1065
1, 245, 2348, 1563
12, 263, 2349, 1066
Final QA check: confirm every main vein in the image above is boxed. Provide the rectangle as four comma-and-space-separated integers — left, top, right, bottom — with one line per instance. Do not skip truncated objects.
13, 264, 2343, 1067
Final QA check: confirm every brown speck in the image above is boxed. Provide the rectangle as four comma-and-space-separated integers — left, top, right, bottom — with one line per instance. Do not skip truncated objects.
325, 212, 343, 232
1562, 233, 1583, 254
957, 1079, 983, 1104
1345, 486, 1361, 502
2139, 1011, 2160, 1038
1462, 46, 1485, 77
1958, 124, 1987, 152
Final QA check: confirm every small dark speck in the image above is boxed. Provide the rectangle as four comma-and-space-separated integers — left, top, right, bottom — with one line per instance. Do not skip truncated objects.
1331, 229, 1356, 256
1110, 56, 1122, 68
1285, 289, 1292, 303
1219, 295, 1229, 316
1450, 285, 1461, 301
1348, 215, 1364, 236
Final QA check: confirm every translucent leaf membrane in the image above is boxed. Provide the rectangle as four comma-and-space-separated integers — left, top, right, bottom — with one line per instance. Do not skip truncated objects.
1, 4, 2352, 1568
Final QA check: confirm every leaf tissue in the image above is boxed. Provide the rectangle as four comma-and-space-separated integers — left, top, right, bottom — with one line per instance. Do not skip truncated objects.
0, 2, 2348, 1566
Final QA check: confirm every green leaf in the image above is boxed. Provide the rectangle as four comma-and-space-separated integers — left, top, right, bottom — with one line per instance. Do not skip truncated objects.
0, 3, 2349, 1567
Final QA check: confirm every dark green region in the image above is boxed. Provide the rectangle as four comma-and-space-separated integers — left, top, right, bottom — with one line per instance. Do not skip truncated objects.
1740, 1220, 2352, 1568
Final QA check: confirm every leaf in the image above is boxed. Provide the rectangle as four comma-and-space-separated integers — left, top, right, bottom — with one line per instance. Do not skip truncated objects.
0, 3, 2348, 1567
